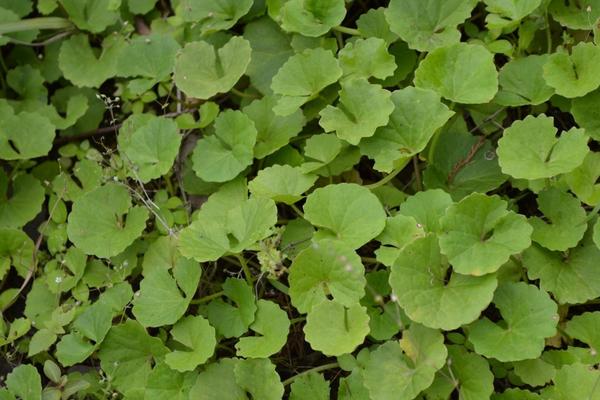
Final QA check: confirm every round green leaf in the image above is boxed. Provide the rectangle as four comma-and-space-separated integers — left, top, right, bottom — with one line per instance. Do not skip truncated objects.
545, 363, 600, 399
234, 358, 284, 400
249, 164, 317, 205
191, 110, 257, 183
280, 0, 346, 37
398, 189, 454, 233
5, 364, 41, 400
67, 183, 149, 258
495, 55, 555, 106
0, 112, 55, 160
468, 282, 558, 362
177, 0, 253, 33
205, 278, 257, 339
235, 299, 290, 358
543, 42, 600, 98
439, 193, 532, 276
549, 0, 600, 29
338, 37, 397, 80
566, 152, 600, 206
290, 372, 330, 400
360, 87, 454, 172
497, 114, 589, 180
188, 359, 246, 400
164, 316, 216, 372
60, 0, 119, 33
117, 33, 180, 81
572, 89, 600, 141
414, 42, 498, 104
529, 188, 587, 251
303, 183, 386, 248
385, 0, 478, 51
271, 48, 342, 116
243, 96, 305, 159
523, 238, 600, 304
304, 301, 370, 356
120, 116, 182, 183
389, 235, 497, 330
362, 324, 447, 400
0, 172, 44, 229
174, 36, 252, 100
289, 239, 365, 314
319, 79, 394, 145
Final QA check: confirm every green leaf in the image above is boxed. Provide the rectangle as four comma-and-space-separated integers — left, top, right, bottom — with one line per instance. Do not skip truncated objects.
243, 17, 294, 95
205, 278, 257, 338
439, 193, 532, 275
127, 0, 157, 14
133, 238, 201, 327
119, 116, 181, 183
304, 301, 370, 356
177, 0, 253, 32
58, 33, 126, 88
565, 312, 600, 354
0, 111, 55, 160
572, 89, 600, 141
234, 358, 284, 400
543, 42, 600, 98
60, 0, 119, 33
338, 37, 396, 80
360, 87, 454, 172
303, 183, 386, 248
356, 7, 398, 44
398, 189, 454, 233
389, 235, 497, 330
67, 183, 149, 258
235, 299, 290, 358
375, 214, 425, 266
523, 237, 600, 304
495, 55, 555, 106
423, 117, 507, 198
289, 239, 365, 313
290, 372, 330, 400
319, 79, 394, 145
484, 0, 542, 22
468, 282, 558, 362
280, 0, 346, 37
427, 345, 494, 400
249, 164, 317, 205
271, 48, 343, 116
98, 320, 168, 398
117, 34, 180, 81
493, 389, 542, 399
497, 114, 589, 180
415, 42, 498, 104
549, 0, 600, 29
529, 188, 587, 251
191, 110, 257, 183
179, 197, 276, 262
385, 0, 478, 51
174, 36, 252, 100
513, 358, 556, 387
5, 364, 41, 400
244, 96, 305, 159
188, 359, 247, 400
545, 363, 600, 399
144, 363, 196, 400
165, 316, 216, 372
566, 152, 600, 206
0, 172, 44, 228
362, 324, 447, 400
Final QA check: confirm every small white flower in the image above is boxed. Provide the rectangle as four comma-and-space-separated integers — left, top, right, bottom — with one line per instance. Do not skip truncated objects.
54, 276, 63, 284
390, 293, 398, 302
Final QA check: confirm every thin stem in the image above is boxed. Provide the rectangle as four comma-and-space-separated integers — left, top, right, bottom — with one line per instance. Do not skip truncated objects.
332, 26, 361, 36
5, 29, 73, 47
290, 204, 305, 219
364, 167, 403, 190
582, 202, 600, 224
231, 88, 258, 99
190, 291, 225, 305
236, 253, 254, 285
268, 278, 289, 295
289, 316, 306, 324
546, 12, 553, 53
413, 156, 423, 192
282, 363, 339, 386
0, 17, 73, 35
361, 256, 379, 264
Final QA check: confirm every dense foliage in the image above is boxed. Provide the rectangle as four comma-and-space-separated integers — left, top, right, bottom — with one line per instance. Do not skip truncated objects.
2, 0, 600, 398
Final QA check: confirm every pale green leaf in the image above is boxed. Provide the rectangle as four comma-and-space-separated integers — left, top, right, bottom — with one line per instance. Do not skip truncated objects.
235, 299, 290, 358
543, 42, 600, 98
249, 164, 317, 205
165, 316, 216, 372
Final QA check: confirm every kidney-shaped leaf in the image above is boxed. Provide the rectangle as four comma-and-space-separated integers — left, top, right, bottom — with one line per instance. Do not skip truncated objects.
280, 0, 346, 37
249, 164, 317, 205
174, 36, 252, 100
303, 183, 386, 248
67, 183, 149, 258
543, 42, 600, 98
497, 114, 589, 180
164, 316, 216, 372
235, 299, 290, 358
468, 282, 558, 362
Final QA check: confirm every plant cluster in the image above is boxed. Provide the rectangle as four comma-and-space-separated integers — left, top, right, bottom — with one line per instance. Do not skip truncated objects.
2, 0, 600, 399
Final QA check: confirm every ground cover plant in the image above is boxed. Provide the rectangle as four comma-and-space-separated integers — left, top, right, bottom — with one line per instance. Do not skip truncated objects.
3, 0, 600, 398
